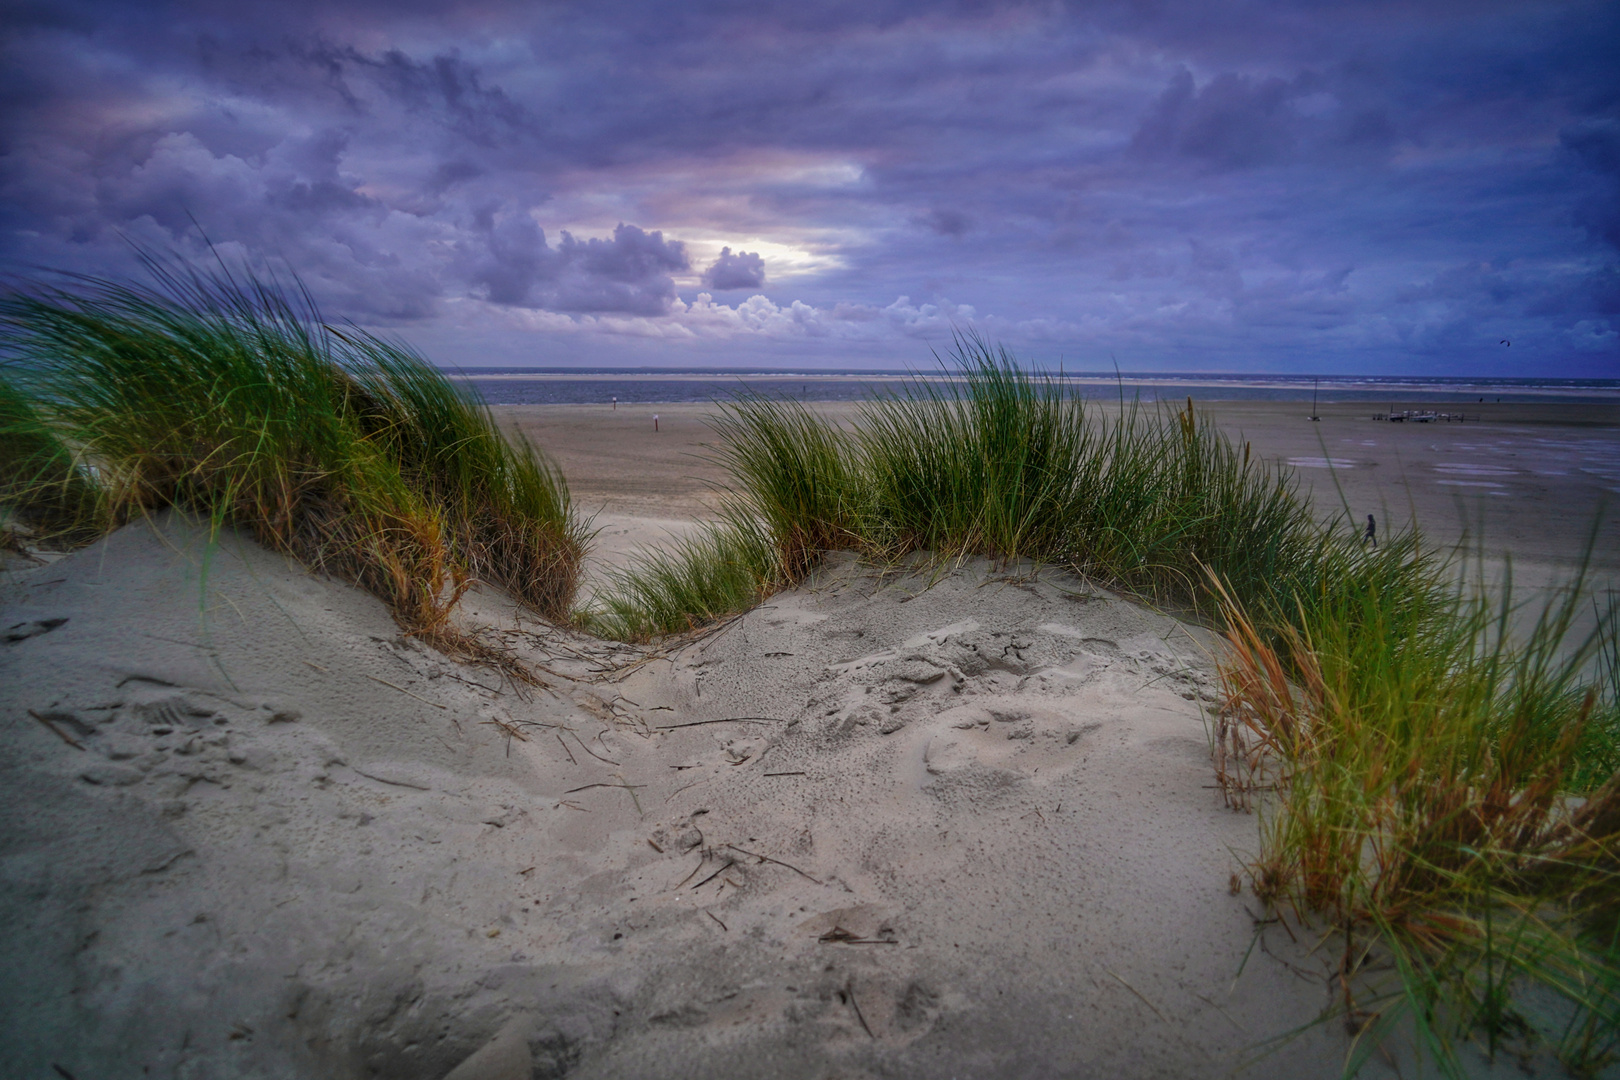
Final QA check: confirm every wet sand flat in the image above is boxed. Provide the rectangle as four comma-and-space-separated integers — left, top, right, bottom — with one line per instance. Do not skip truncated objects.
1198, 400, 1620, 576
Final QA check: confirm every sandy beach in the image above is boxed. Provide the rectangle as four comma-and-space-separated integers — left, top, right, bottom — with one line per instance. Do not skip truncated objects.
3, 399, 1614, 1078
496, 399, 1620, 591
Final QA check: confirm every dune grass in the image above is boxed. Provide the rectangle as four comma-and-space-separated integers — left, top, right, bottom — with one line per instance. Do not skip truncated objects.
0, 259, 585, 637
0, 375, 104, 546
1217, 554, 1619, 1076
706, 396, 862, 581
335, 332, 585, 618
854, 344, 1089, 563
580, 514, 780, 642
588, 331, 1417, 643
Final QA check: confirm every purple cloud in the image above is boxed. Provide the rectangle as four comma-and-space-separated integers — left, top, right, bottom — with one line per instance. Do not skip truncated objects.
0, 0, 1613, 372
473, 219, 688, 314
921, 209, 971, 237
702, 246, 766, 291
1563, 118, 1620, 252
1132, 68, 1299, 169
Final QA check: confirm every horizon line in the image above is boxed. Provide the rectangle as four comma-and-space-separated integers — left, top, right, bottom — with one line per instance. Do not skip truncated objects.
438, 366, 1620, 386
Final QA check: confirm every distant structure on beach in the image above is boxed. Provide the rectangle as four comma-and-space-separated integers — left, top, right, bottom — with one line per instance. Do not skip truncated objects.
1372, 409, 1473, 423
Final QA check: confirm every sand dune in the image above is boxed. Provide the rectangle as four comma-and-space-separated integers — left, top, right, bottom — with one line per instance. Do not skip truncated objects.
1, 513, 1397, 1079
7, 395, 1613, 1077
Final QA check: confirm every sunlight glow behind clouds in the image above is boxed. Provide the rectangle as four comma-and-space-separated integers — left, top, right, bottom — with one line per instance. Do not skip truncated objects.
679, 238, 848, 284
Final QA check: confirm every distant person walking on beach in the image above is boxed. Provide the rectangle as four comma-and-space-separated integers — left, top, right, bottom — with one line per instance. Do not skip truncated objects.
1364, 514, 1377, 548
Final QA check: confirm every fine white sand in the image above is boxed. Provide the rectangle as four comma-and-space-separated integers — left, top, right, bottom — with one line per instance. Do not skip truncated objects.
0, 514, 1382, 1079
8, 396, 1614, 1078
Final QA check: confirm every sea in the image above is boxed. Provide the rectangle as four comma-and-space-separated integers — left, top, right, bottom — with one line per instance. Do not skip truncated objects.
448, 368, 1620, 407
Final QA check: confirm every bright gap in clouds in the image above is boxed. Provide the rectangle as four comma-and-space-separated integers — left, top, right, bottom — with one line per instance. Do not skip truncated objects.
676, 237, 851, 285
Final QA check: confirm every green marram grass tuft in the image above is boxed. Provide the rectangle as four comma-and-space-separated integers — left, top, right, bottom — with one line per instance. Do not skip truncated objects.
0, 258, 586, 632
854, 338, 1091, 563
579, 513, 779, 643
591, 329, 1421, 646
0, 374, 104, 545
1217, 550, 1619, 1077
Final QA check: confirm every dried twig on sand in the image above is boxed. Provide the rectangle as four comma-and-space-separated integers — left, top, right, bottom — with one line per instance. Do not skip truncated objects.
27, 709, 84, 750
362, 673, 447, 709
725, 843, 821, 885
655, 716, 781, 730
690, 859, 737, 891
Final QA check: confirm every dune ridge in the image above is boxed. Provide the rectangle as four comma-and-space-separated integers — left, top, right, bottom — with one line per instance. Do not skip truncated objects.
2, 512, 1383, 1079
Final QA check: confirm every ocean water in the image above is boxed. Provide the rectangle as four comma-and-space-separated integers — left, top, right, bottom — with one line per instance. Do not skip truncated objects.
449, 368, 1620, 407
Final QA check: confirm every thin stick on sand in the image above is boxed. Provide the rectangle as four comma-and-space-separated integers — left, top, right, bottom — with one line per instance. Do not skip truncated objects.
571, 731, 620, 765
1105, 968, 1170, 1024
482, 716, 529, 742
724, 843, 822, 885
690, 859, 737, 890
655, 717, 782, 730
363, 674, 447, 709
845, 981, 875, 1038
819, 926, 899, 945
667, 777, 712, 801
28, 710, 84, 750
673, 855, 708, 890
439, 668, 502, 695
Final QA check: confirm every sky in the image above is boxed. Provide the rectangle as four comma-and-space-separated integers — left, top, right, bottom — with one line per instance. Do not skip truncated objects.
1, 0, 1617, 375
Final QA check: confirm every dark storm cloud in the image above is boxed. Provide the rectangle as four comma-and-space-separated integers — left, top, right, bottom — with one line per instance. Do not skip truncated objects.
473, 219, 688, 315
263, 42, 533, 148
702, 247, 766, 291
0, 0, 1614, 370
1562, 119, 1620, 252
921, 209, 971, 237
1132, 68, 1299, 169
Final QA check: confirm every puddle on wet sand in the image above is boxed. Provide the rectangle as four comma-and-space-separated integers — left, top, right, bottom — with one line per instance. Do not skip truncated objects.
1433, 463, 1516, 477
